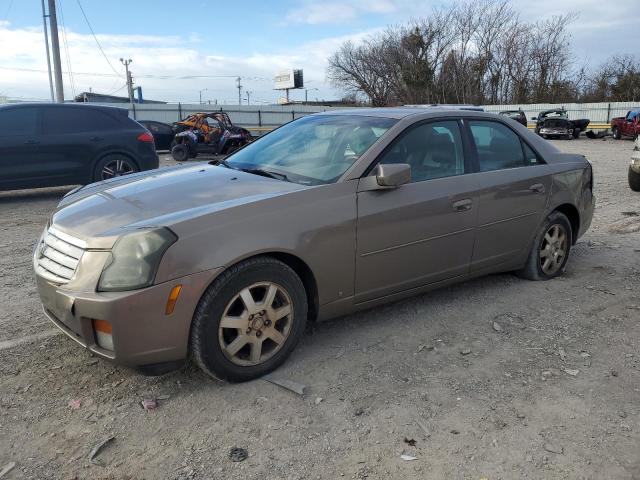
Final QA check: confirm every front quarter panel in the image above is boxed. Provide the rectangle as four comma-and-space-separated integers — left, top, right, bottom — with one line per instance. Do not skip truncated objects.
155, 180, 359, 306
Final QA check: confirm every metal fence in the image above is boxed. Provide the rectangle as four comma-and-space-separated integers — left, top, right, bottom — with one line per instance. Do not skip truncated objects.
97, 101, 639, 131
481, 101, 639, 124
98, 103, 348, 131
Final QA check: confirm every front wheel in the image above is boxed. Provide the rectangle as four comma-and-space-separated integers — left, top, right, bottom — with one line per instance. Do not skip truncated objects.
517, 211, 572, 281
612, 127, 621, 139
191, 257, 308, 382
629, 167, 640, 192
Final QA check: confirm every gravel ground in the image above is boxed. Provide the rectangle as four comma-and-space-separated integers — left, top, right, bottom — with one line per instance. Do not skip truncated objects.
0, 140, 639, 480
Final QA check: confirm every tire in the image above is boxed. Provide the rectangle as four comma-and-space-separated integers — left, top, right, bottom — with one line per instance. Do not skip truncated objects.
517, 211, 572, 281
612, 127, 620, 139
629, 167, 640, 192
171, 144, 189, 162
93, 154, 138, 182
169, 140, 177, 150
191, 257, 308, 382
573, 128, 580, 139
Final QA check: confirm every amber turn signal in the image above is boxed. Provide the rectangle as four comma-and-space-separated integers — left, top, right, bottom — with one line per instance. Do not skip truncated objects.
92, 319, 112, 334
165, 285, 183, 315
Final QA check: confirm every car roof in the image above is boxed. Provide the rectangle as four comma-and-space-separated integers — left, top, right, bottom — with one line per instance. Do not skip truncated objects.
0, 102, 128, 114
316, 106, 492, 119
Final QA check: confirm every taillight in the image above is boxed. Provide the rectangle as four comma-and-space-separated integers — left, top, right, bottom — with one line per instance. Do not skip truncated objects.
137, 132, 154, 143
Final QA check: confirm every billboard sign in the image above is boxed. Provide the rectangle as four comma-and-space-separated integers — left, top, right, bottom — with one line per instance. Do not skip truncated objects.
274, 69, 304, 90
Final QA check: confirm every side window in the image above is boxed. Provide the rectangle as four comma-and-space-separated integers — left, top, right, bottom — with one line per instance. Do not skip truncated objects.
0, 108, 38, 136
469, 121, 526, 171
377, 120, 465, 183
42, 108, 119, 134
523, 142, 543, 165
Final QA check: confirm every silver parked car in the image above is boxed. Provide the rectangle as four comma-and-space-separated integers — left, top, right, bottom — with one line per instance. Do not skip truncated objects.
34, 108, 595, 381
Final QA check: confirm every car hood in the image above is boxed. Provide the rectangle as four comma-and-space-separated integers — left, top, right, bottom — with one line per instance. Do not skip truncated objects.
51, 163, 307, 248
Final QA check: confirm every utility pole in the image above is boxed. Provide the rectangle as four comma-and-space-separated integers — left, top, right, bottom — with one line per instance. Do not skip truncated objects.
47, 0, 64, 102
236, 77, 242, 106
120, 58, 134, 103
246, 91, 252, 105
199, 88, 207, 106
41, 0, 54, 101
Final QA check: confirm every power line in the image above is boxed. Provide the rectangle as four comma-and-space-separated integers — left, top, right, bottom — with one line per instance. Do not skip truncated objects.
75, 0, 122, 77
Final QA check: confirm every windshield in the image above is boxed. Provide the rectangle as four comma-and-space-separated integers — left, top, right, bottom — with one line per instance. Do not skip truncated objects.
224, 114, 396, 185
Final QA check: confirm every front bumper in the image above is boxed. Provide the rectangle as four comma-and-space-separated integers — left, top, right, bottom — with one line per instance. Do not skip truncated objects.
540, 128, 570, 136
35, 267, 220, 367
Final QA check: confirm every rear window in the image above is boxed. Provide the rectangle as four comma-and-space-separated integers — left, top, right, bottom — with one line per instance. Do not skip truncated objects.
0, 107, 38, 136
42, 107, 121, 134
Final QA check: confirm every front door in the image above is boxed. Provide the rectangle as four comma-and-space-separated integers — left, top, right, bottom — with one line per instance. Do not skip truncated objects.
355, 119, 478, 303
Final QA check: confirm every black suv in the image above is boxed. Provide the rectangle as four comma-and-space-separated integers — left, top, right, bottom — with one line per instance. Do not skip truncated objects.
0, 103, 158, 191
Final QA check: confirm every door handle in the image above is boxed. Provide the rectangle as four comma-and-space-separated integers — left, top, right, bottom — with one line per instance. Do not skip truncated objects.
452, 198, 473, 212
23, 140, 40, 145
529, 183, 546, 194
89, 136, 104, 142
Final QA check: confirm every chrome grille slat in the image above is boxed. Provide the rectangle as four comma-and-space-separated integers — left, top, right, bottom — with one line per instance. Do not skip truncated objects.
36, 227, 86, 284
44, 234, 84, 259
42, 246, 78, 269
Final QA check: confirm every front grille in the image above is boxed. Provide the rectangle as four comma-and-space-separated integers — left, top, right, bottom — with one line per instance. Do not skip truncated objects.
35, 227, 87, 284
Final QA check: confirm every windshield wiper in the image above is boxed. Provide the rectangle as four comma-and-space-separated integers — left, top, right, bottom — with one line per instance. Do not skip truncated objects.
216, 158, 234, 169
240, 168, 289, 182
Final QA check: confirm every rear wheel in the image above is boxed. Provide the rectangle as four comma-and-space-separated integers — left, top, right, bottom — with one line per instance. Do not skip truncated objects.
191, 257, 308, 382
517, 211, 572, 281
93, 154, 138, 182
629, 167, 640, 192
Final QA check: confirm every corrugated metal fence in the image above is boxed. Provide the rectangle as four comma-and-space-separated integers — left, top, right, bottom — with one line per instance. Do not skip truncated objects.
481, 102, 639, 123
99, 103, 347, 130
99, 101, 639, 131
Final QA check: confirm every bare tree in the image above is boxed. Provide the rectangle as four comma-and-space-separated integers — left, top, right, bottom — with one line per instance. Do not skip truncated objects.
326, 0, 594, 106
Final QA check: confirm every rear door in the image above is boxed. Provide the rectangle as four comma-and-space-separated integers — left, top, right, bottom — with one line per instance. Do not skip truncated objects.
465, 120, 551, 272
355, 119, 479, 302
0, 106, 41, 189
40, 107, 119, 184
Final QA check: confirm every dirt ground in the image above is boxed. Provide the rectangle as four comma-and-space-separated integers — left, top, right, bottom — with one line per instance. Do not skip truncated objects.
1, 139, 639, 480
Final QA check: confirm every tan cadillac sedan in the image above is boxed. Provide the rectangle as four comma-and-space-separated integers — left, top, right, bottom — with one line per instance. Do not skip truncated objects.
34, 108, 594, 381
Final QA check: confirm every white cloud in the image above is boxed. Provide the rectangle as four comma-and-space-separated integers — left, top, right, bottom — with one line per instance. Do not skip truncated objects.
0, 21, 377, 104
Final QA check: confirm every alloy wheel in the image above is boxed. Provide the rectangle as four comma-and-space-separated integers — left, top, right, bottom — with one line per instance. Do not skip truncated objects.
218, 282, 293, 366
539, 224, 568, 275
101, 159, 135, 180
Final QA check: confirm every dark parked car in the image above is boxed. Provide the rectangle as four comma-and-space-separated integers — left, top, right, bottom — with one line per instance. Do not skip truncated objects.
533, 108, 590, 139
34, 108, 594, 381
0, 103, 158, 191
138, 120, 175, 150
498, 110, 527, 127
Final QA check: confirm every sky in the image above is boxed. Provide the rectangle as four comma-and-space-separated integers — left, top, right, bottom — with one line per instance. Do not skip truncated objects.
0, 0, 638, 105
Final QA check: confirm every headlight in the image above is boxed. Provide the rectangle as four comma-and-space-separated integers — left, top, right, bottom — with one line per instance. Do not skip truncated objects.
98, 227, 177, 292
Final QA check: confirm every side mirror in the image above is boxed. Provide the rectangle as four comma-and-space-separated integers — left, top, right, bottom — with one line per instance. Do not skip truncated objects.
376, 163, 411, 187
